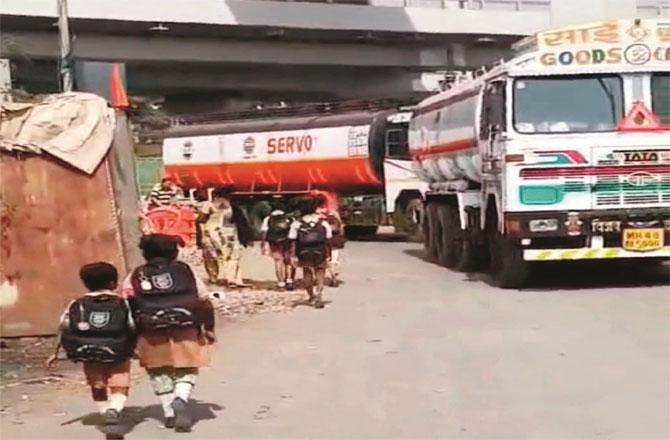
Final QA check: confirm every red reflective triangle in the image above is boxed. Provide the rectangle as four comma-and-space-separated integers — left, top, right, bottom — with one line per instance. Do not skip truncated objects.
616, 101, 662, 131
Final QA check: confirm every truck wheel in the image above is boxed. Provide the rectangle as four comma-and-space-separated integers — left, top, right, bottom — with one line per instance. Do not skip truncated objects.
424, 203, 439, 262
488, 229, 528, 289
437, 203, 460, 268
456, 231, 486, 273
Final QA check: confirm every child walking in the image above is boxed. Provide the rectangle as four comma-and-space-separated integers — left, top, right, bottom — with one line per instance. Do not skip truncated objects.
123, 234, 216, 432
47, 262, 136, 440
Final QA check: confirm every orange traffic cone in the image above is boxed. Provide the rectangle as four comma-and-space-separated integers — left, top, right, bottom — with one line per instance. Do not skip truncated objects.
110, 63, 129, 109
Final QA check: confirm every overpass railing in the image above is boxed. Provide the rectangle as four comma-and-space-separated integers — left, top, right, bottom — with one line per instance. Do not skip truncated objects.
168, 98, 409, 126
637, 0, 669, 16
262, 0, 551, 10
261, 0, 669, 16
371, 0, 550, 10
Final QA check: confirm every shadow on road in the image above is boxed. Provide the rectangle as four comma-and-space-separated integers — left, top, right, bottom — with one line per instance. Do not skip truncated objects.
402, 247, 669, 291
348, 232, 413, 243
61, 400, 223, 436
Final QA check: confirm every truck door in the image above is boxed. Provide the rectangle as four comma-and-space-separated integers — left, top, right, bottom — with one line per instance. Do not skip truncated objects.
479, 80, 507, 172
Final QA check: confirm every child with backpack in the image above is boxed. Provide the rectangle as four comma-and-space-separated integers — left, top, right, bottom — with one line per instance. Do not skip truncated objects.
122, 234, 216, 433
261, 206, 296, 290
288, 200, 333, 308
46, 262, 135, 440
316, 205, 345, 287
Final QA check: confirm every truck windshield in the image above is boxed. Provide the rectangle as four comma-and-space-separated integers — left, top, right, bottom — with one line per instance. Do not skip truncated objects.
651, 73, 670, 124
513, 75, 623, 134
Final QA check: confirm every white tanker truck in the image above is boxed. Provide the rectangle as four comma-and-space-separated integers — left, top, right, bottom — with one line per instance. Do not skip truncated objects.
411, 18, 670, 288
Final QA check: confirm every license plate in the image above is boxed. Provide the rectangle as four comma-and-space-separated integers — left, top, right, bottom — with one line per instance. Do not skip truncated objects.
622, 228, 664, 251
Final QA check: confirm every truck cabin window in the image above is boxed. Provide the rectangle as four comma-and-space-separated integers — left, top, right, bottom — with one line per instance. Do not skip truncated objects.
513, 75, 624, 134
652, 73, 670, 124
480, 82, 506, 140
385, 128, 410, 159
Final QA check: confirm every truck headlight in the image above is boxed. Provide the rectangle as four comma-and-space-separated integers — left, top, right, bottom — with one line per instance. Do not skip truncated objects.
529, 219, 559, 232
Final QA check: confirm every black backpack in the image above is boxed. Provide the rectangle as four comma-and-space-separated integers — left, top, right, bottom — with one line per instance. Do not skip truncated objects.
266, 214, 292, 243
61, 295, 135, 363
129, 259, 201, 331
296, 220, 328, 265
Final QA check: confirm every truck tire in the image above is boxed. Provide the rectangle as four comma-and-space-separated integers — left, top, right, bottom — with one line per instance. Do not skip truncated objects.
488, 228, 528, 289
437, 203, 460, 268
424, 203, 439, 262
455, 209, 487, 273
456, 230, 486, 273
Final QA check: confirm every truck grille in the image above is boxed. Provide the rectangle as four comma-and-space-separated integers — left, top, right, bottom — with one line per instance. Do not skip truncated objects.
594, 173, 669, 207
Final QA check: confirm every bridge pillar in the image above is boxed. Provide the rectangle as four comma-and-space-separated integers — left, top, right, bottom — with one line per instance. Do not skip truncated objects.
551, 0, 636, 27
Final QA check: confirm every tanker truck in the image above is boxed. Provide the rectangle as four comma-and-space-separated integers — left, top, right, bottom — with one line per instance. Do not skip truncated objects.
412, 18, 670, 288
161, 103, 427, 236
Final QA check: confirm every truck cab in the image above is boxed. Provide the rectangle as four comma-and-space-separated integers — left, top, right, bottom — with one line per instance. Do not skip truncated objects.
413, 18, 670, 288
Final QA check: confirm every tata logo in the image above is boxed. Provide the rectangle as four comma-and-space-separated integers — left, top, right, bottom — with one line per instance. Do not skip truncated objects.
243, 137, 256, 156
625, 171, 658, 187
623, 151, 659, 163
181, 141, 193, 159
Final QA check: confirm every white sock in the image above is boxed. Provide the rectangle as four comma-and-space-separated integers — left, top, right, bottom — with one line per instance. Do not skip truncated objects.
174, 381, 194, 402
96, 400, 109, 415
158, 393, 175, 418
108, 393, 127, 413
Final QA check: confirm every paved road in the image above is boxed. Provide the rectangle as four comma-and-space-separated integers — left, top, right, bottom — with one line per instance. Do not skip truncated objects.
3, 242, 669, 439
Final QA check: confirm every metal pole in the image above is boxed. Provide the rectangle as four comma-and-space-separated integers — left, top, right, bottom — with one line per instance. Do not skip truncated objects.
57, 0, 73, 92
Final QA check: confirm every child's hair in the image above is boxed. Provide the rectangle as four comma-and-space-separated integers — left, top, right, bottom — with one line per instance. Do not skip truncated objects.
79, 262, 119, 291
139, 234, 180, 261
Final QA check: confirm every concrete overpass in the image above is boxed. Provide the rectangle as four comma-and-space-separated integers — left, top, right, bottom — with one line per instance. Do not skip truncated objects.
1, 0, 667, 110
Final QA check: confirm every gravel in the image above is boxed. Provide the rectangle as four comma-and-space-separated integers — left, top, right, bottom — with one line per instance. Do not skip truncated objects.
180, 246, 308, 317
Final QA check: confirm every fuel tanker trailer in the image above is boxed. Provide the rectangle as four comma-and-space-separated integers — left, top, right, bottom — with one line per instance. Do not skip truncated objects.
162, 106, 426, 236
412, 18, 670, 288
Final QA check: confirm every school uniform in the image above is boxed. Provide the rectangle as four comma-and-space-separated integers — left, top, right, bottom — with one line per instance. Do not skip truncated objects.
58, 290, 134, 414
121, 263, 214, 421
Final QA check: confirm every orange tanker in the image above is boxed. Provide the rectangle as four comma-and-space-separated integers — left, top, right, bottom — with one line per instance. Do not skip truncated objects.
160, 107, 426, 235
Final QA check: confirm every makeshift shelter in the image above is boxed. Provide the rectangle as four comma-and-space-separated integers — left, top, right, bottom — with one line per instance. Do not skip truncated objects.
0, 93, 138, 337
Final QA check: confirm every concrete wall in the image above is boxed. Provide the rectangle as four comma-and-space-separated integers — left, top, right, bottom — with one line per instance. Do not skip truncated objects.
0, 0, 549, 35
551, 0, 638, 27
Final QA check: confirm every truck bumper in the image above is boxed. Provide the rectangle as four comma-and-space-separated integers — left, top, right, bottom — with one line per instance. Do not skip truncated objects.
524, 246, 670, 261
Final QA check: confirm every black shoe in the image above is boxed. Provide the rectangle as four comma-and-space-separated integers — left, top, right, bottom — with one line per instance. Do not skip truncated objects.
286, 282, 295, 291
314, 299, 325, 309
164, 416, 176, 429
104, 409, 120, 426
171, 397, 193, 433
104, 409, 124, 439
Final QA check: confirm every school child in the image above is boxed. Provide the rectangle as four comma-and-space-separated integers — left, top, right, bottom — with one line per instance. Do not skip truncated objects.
123, 234, 216, 432
289, 200, 333, 308
46, 262, 135, 440
316, 204, 345, 287
261, 205, 296, 290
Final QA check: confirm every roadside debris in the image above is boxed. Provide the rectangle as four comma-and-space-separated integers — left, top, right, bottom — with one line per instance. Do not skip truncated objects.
182, 246, 307, 316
